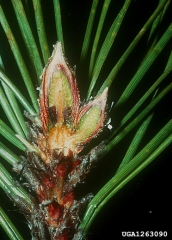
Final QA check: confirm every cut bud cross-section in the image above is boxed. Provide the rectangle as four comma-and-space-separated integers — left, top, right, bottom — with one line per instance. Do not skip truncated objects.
40, 42, 80, 132
39, 42, 108, 159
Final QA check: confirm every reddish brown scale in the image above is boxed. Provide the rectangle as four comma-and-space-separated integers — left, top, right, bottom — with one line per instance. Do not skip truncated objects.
71, 159, 81, 172
48, 201, 63, 225
58, 233, 70, 240
60, 192, 74, 208
37, 185, 46, 202
42, 173, 55, 190
55, 160, 72, 179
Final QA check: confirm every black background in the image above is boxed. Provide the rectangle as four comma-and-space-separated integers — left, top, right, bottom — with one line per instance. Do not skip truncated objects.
0, 0, 172, 239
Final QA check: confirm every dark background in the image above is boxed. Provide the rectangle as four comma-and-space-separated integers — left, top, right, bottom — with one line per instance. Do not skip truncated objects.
0, 0, 172, 239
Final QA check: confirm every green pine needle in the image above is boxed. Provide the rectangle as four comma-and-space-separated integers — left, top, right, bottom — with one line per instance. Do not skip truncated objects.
53, 0, 64, 48
0, 207, 24, 240
98, 0, 170, 95
10, 0, 43, 80
87, 0, 131, 99
32, 0, 50, 64
0, 1, 171, 239
78, 119, 172, 235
